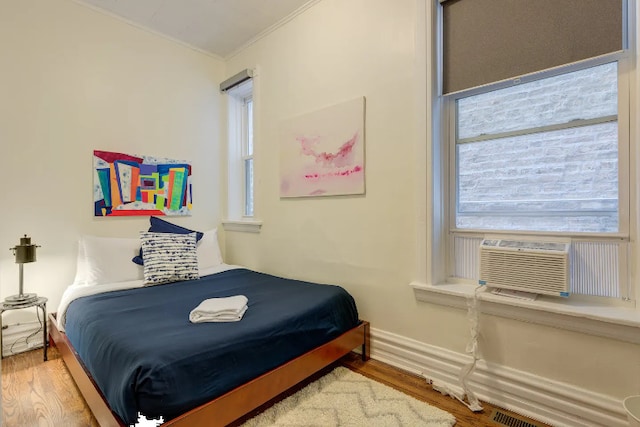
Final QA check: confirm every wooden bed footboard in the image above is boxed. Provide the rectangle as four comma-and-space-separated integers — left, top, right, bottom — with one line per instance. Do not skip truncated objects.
48, 313, 370, 427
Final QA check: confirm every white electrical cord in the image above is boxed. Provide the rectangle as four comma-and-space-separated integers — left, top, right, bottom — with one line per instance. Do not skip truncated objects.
459, 285, 484, 411
428, 286, 484, 412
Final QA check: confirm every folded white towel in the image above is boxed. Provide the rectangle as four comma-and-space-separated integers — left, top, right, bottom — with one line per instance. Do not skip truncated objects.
190, 305, 248, 323
189, 295, 248, 323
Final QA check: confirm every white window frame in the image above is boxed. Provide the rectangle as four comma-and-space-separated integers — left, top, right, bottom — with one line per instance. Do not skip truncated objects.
223, 75, 262, 233
448, 55, 632, 302
242, 96, 253, 217
448, 57, 629, 239
411, 0, 640, 343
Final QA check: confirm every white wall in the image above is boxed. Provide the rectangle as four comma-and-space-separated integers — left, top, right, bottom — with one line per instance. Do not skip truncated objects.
224, 0, 640, 414
0, 0, 225, 324
224, 0, 427, 340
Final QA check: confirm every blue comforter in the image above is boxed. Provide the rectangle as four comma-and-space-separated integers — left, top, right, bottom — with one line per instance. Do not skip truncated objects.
63, 268, 359, 424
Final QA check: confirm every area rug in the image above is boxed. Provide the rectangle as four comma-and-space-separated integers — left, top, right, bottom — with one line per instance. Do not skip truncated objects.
241, 366, 456, 426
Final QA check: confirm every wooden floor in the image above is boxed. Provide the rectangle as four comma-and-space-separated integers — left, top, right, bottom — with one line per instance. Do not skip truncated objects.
1, 347, 549, 427
2, 347, 99, 426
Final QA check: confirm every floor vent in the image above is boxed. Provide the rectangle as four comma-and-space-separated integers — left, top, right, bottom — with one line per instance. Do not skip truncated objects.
490, 409, 544, 427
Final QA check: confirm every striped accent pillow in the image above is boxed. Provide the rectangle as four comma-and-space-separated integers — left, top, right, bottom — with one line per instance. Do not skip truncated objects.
140, 231, 199, 286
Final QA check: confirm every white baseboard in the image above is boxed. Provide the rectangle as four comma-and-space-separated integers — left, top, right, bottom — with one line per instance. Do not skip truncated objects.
369, 327, 628, 427
2, 322, 45, 358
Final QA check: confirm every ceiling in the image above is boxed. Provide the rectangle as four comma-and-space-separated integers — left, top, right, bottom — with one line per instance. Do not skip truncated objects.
77, 0, 315, 58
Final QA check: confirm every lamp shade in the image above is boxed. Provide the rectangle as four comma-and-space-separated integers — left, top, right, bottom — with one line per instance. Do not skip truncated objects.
11, 235, 38, 263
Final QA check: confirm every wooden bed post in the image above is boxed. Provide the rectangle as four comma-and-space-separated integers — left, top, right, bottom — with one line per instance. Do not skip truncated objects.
362, 320, 370, 361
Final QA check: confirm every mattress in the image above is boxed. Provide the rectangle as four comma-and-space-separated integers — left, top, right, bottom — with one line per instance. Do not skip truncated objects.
63, 268, 360, 424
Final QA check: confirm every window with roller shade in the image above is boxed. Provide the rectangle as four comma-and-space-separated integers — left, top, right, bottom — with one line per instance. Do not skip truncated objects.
440, 0, 632, 299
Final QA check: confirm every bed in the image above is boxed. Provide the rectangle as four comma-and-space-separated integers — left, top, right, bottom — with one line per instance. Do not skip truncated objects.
50, 228, 368, 426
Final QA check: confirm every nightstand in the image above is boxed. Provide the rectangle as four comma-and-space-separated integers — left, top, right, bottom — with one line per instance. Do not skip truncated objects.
0, 297, 48, 361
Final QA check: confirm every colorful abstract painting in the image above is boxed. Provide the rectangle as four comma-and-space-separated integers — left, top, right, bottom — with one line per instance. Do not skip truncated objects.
93, 150, 192, 216
279, 97, 365, 197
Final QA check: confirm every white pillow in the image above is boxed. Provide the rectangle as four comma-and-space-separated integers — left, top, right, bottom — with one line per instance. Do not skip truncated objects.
197, 228, 224, 271
72, 239, 88, 285
141, 232, 199, 286
82, 235, 144, 285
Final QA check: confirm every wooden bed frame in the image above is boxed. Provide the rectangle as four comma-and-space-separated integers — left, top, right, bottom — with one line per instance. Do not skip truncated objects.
48, 312, 370, 427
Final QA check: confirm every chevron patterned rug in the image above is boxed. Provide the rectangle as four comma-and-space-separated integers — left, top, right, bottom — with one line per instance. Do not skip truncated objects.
241, 366, 456, 426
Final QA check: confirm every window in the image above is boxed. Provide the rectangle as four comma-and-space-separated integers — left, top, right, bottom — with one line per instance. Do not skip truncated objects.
242, 96, 254, 217
437, 0, 632, 302
413, 0, 639, 345
448, 60, 630, 301
223, 69, 261, 232
454, 62, 621, 234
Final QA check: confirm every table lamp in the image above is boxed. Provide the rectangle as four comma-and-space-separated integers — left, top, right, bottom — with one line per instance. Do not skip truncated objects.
5, 235, 40, 306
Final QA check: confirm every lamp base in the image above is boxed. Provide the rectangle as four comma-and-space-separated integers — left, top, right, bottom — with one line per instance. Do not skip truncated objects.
4, 293, 38, 306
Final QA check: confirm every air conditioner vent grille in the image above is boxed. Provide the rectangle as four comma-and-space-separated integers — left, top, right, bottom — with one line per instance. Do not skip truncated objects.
479, 239, 570, 296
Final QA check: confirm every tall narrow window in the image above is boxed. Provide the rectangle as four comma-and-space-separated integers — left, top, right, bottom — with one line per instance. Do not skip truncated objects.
243, 98, 254, 217
222, 69, 256, 223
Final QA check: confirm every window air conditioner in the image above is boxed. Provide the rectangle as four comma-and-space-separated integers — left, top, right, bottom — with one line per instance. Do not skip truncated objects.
479, 239, 570, 297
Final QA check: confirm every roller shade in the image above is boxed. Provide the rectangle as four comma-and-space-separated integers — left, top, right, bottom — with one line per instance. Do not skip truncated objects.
441, 0, 624, 95
220, 69, 253, 92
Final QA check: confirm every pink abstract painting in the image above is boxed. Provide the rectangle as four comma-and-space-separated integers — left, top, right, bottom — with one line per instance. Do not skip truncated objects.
280, 97, 365, 197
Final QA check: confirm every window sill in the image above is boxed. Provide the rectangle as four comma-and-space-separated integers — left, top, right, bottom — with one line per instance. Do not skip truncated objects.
221, 219, 262, 233
410, 282, 640, 344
